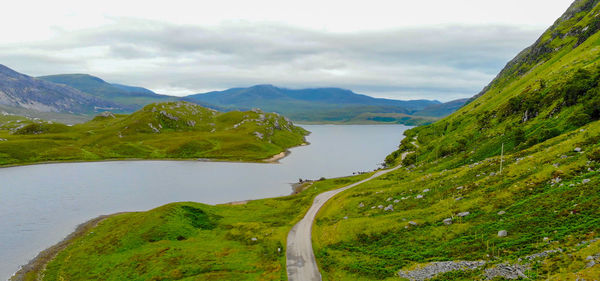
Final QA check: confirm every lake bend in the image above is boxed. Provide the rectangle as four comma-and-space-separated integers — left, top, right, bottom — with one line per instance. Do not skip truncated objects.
0, 124, 409, 280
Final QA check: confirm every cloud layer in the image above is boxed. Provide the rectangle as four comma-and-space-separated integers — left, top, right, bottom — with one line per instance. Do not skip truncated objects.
0, 20, 544, 101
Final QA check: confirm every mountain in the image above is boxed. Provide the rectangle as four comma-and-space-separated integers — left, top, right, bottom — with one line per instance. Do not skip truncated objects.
312, 0, 600, 279
39, 74, 174, 111
183, 84, 444, 123
0, 101, 307, 166
0, 64, 117, 115
412, 98, 469, 117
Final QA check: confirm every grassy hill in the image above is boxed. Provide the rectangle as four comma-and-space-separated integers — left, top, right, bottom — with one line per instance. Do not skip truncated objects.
311, 0, 600, 279
0, 101, 308, 166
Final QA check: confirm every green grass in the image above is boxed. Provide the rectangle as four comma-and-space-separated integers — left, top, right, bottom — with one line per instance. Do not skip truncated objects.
312, 1, 600, 279
29, 174, 370, 281
0, 102, 308, 166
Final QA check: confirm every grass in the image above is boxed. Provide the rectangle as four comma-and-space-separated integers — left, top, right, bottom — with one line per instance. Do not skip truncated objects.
312, 1, 600, 279
0, 101, 308, 166
20, 174, 371, 281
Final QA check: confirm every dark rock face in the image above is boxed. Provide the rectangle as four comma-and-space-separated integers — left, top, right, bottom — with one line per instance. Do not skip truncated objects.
0, 64, 117, 114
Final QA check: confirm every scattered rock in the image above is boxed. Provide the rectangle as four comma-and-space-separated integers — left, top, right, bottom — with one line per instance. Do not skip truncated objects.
525, 248, 562, 260
443, 218, 453, 225
484, 263, 529, 280
384, 205, 394, 211
457, 212, 470, 217
253, 131, 264, 139
397, 261, 486, 281
498, 230, 508, 237
186, 120, 196, 127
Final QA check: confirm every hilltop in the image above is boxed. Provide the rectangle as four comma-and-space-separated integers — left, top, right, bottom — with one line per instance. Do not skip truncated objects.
0, 101, 308, 166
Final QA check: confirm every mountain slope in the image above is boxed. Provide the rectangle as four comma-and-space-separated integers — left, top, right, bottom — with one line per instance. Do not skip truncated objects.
0, 64, 117, 115
183, 84, 443, 123
311, 0, 600, 280
39, 74, 174, 111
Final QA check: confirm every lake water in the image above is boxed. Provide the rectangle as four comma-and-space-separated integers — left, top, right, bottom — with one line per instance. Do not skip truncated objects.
0, 124, 409, 280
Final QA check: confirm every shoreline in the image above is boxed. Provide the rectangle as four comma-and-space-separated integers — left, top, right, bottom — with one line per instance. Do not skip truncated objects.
9, 214, 125, 281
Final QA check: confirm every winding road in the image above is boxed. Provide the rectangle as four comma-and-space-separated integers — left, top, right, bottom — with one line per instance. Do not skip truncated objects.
285, 164, 403, 281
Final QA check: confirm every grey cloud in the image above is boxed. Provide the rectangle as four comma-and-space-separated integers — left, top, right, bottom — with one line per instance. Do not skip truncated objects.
0, 19, 543, 101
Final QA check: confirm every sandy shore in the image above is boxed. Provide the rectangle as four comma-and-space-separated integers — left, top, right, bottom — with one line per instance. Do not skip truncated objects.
9, 214, 122, 281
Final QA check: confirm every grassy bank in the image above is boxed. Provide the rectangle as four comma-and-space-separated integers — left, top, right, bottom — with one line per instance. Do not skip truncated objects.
13, 174, 370, 281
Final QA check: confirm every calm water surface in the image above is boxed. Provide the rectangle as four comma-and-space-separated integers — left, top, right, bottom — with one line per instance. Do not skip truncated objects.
0, 124, 408, 280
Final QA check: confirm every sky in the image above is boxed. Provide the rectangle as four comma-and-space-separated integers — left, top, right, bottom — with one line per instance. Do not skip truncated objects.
0, 0, 575, 101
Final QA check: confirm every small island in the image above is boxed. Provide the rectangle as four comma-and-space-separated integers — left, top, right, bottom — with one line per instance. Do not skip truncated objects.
0, 101, 308, 166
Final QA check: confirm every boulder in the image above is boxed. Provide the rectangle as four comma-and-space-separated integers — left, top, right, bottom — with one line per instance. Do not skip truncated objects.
408, 221, 418, 226
416, 195, 424, 199
384, 204, 394, 211
457, 211, 470, 217
498, 230, 508, 237
443, 218, 453, 225
575, 147, 582, 152
497, 211, 506, 215
583, 179, 591, 184
423, 189, 430, 193
358, 202, 365, 208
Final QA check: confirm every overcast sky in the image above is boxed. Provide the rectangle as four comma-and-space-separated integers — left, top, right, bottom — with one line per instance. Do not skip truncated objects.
0, 0, 575, 101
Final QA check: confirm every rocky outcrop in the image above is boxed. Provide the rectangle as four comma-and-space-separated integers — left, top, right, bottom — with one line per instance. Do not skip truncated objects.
397, 261, 486, 281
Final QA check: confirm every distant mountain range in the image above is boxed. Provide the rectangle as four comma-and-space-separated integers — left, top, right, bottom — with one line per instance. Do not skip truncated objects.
0, 64, 467, 124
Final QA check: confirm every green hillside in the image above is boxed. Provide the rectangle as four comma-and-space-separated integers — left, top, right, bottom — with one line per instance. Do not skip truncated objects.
0, 101, 308, 166
312, 0, 600, 280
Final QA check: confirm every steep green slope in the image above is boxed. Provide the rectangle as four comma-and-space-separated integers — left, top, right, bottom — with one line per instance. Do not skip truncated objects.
311, 0, 600, 280
0, 101, 308, 166
39, 74, 174, 111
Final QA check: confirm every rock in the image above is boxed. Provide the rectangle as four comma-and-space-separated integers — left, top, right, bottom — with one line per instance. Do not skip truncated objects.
397, 261, 486, 281
423, 189, 430, 193
98, 111, 116, 118
393, 199, 400, 203
457, 211, 470, 217
484, 263, 530, 280
251, 237, 258, 241
371, 206, 376, 209
583, 179, 591, 184
377, 205, 384, 209
575, 147, 582, 152
443, 218, 453, 225
387, 197, 393, 201
384, 205, 394, 211
455, 197, 463, 201
456, 186, 464, 190
416, 194, 423, 199
561, 155, 568, 159
0, 138, 6, 141
186, 120, 196, 127
343, 216, 348, 220
358, 202, 365, 208
586, 256, 594, 260
498, 230, 508, 237
497, 211, 506, 215
408, 221, 418, 226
